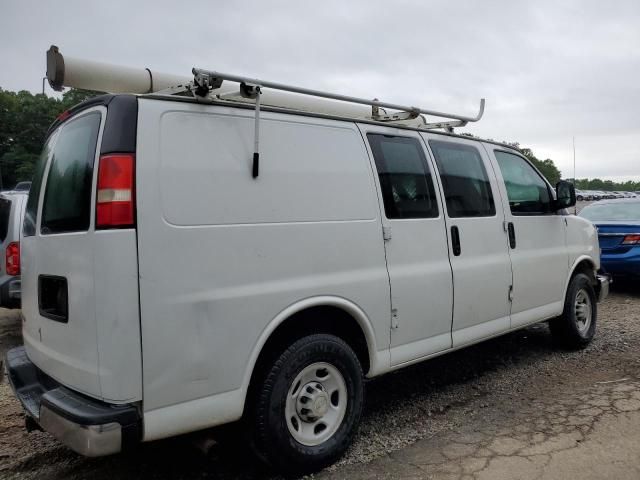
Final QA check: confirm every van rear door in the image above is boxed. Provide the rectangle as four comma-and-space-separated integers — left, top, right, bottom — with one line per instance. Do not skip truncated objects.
21, 98, 142, 403
22, 108, 104, 397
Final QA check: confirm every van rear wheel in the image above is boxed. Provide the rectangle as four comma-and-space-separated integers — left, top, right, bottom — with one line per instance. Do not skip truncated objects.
550, 273, 597, 348
251, 334, 363, 475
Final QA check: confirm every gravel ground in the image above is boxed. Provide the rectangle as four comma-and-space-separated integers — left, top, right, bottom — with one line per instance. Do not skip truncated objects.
0, 280, 638, 480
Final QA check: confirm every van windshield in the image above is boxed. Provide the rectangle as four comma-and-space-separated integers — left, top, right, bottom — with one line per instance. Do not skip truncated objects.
40, 112, 101, 234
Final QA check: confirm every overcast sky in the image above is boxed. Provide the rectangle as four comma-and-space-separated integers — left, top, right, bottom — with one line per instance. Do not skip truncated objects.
2, 0, 639, 181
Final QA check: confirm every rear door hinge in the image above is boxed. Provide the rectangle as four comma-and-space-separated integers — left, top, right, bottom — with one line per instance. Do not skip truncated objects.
391, 308, 399, 329
382, 225, 392, 241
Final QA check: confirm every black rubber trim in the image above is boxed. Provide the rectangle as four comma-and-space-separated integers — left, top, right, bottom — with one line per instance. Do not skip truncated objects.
41, 387, 139, 426
5, 346, 141, 445
100, 95, 138, 154
46, 94, 138, 155
46, 94, 115, 138
38, 275, 68, 323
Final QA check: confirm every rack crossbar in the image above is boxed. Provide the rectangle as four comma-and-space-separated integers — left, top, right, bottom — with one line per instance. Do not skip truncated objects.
192, 68, 485, 124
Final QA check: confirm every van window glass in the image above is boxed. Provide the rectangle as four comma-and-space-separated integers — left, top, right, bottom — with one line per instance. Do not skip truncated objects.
41, 112, 101, 234
429, 140, 496, 218
23, 135, 54, 237
494, 150, 551, 215
0, 197, 11, 242
367, 134, 438, 219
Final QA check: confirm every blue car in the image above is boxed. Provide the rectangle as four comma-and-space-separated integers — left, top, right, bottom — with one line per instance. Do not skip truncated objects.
579, 199, 640, 278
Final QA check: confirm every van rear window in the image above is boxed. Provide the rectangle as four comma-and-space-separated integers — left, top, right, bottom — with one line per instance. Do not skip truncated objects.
41, 112, 101, 234
23, 138, 53, 237
0, 198, 11, 242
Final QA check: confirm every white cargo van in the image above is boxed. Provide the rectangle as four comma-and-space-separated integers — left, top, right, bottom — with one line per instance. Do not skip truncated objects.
6, 48, 610, 475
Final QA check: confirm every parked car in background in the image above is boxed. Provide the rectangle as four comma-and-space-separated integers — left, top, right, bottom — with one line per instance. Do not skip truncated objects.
0, 191, 27, 308
585, 191, 602, 201
579, 198, 640, 279
13, 181, 31, 192
576, 190, 592, 201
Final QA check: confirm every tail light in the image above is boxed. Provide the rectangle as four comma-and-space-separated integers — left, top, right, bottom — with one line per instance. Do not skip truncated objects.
622, 234, 640, 245
6, 242, 20, 276
96, 154, 135, 228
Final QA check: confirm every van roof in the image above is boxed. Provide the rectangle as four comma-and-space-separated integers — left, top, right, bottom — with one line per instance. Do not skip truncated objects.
50, 93, 522, 155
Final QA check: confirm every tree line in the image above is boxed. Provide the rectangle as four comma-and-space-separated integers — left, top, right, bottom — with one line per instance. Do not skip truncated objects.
0, 88, 97, 188
0, 87, 636, 191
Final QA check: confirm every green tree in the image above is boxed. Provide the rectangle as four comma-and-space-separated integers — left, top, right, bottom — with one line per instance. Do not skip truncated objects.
0, 87, 102, 188
511, 146, 562, 185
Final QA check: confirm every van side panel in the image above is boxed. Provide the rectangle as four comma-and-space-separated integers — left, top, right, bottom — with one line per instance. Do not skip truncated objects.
135, 99, 391, 438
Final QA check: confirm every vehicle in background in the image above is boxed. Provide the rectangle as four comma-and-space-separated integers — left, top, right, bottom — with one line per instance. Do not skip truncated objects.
13, 181, 31, 192
0, 191, 27, 308
576, 190, 592, 201
579, 198, 640, 278
585, 191, 602, 201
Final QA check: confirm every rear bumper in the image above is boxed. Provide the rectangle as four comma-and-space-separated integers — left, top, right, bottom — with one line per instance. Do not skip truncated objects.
601, 254, 640, 277
0, 275, 21, 308
596, 274, 611, 303
4, 346, 140, 456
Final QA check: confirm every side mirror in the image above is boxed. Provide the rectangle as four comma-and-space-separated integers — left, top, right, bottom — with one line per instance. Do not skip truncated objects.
555, 181, 576, 210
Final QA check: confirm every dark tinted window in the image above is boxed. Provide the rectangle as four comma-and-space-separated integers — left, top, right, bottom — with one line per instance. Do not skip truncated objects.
0, 198, 11, 242
368, 134, 438, 219
41, 112, 101, 234
429, 140, 495, 218
495, 150, 551, 215
23, 136, 54, 237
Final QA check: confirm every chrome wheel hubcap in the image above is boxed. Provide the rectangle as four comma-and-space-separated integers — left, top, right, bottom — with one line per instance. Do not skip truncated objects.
285, 362, 347, 446
575, 288, 592, 334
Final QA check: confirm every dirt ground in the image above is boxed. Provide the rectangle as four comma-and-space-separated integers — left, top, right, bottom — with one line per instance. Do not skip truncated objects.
1, 280, 639, 480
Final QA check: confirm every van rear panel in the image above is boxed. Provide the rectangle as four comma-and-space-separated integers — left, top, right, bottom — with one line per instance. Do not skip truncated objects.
21, 96, 142, 403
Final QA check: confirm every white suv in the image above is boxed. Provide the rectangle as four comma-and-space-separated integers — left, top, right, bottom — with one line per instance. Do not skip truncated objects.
0, 191, 27, 308
6, 81, 609, 474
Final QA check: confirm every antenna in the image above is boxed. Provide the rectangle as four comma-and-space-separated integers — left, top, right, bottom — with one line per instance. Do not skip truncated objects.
573, 136, 577, 214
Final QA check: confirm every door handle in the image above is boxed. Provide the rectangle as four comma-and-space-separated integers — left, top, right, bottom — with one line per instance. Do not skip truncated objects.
451, 225, 461, 256
507, 222, 516, 249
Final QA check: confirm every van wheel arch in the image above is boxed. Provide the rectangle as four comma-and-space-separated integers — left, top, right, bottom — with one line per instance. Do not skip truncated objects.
245, 305, 372, 414
570, 259, 597, 284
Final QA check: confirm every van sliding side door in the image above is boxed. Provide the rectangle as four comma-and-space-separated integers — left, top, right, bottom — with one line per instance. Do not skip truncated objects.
360, 125, 453, 366
422, 135, 513, 348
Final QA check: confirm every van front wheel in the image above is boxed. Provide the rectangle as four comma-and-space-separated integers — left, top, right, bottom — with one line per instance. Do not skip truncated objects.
252, 334, 363, 474
550, 273, 597, 348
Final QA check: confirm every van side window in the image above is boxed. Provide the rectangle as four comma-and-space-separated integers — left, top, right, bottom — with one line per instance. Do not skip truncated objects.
494, 150, 551, 215
367, 134, 439, 219
41, 112, 101, 234
429, 140, 496, 218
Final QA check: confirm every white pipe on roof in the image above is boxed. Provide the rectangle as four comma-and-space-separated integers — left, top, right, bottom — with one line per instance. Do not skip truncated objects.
46, 45, 191, 94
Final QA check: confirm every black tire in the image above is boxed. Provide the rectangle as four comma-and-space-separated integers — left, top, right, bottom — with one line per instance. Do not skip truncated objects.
251, 334, 364, 475
549, 273, 597, 349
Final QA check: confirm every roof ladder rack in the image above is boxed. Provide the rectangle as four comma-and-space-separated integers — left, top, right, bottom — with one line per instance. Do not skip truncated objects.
192, 68, 485, 177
